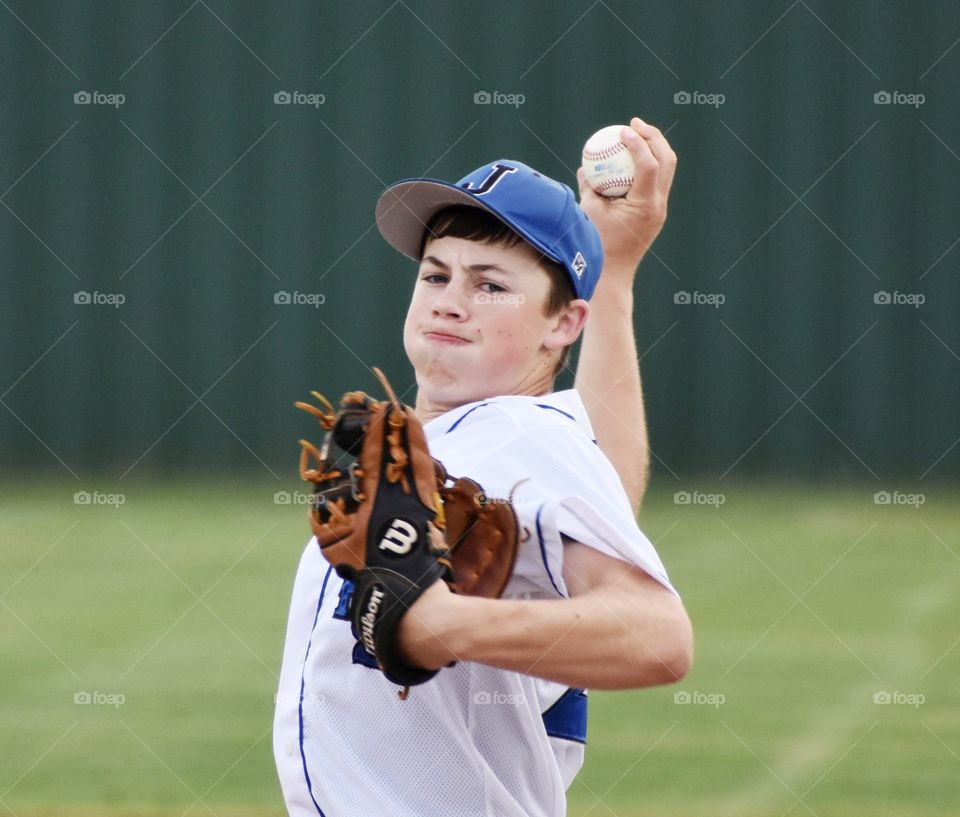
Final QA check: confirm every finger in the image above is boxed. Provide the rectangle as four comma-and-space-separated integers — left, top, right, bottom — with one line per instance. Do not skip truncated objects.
629, 117, 677, 193
629, 116, 677, 195
619, 126, 659, 201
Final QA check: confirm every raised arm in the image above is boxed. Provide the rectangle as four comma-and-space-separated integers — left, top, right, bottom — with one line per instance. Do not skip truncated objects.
574, 118, 677, 511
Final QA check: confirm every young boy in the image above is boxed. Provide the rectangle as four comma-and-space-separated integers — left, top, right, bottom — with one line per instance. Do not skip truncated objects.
274, 122, 689, 817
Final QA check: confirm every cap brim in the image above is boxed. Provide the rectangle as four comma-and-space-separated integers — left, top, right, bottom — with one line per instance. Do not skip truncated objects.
375, 180, 500, 261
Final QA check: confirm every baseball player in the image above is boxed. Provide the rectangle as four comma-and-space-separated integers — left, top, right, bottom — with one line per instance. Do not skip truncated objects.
274, 119, 688, 817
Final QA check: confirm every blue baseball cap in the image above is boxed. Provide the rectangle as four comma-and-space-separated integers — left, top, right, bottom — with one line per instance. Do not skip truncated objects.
375, 160, 604, 300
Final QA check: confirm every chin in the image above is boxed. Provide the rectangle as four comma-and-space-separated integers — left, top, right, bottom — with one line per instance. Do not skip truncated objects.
414, 360, 495, 408
418, 368, 477, 405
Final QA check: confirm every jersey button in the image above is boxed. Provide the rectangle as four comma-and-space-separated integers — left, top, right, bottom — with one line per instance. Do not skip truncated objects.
284, 738, 294, 757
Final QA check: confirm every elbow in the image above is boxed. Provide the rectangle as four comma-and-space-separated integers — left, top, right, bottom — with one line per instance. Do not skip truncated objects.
625, 604, 694, 689
661, 609, 694, 684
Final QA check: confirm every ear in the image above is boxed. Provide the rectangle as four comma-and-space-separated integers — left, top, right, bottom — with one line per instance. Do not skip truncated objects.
543, 299, 590, 351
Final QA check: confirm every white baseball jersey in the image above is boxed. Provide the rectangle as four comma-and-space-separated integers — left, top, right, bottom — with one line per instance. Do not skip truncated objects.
273, 388, 677, 817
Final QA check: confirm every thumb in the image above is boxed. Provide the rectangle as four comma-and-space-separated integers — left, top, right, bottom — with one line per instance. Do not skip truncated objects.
576, 166, 601, 206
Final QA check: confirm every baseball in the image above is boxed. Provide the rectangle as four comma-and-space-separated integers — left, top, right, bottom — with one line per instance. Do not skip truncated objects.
581, 125, 635, 197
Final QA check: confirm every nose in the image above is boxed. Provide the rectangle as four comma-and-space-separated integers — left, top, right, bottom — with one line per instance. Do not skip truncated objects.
431, 280, 468, 320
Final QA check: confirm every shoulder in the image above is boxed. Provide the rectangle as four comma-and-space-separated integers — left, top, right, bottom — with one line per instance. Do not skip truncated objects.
425, 390, 623, 518
423, 394, 676, 594
423, 390, 608, 514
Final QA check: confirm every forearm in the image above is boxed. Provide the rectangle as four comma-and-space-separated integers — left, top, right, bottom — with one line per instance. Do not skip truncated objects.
401, 583, 690, 690
574, 118, 677, 510
575, 265, 650, 509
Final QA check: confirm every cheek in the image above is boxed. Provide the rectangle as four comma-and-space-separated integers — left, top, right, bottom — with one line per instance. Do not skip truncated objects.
402, 295, 423, 355
492, 326, 523, 352
486, 311, 539, 357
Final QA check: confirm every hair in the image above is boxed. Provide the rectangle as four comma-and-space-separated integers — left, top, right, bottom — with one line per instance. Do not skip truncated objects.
420, 205, 577, 375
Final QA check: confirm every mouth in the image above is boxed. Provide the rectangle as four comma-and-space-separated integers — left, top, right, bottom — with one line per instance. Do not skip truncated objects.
423, 330, 471, 345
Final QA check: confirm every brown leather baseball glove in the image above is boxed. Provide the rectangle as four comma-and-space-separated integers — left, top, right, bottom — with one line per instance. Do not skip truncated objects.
295, 368, 520, 694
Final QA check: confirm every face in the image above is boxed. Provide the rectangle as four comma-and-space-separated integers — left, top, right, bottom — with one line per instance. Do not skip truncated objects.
403, 234, 587, 411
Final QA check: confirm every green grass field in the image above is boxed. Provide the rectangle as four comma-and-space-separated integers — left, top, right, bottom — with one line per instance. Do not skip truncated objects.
2, 480, 958, 816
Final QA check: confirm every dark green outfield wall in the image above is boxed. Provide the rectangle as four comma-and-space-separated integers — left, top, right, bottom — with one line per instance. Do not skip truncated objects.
1, 1, 957, 481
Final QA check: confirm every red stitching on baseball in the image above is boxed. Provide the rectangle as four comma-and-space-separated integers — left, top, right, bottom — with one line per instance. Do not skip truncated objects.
595, 176, 631, 191
583, 143, 627, 162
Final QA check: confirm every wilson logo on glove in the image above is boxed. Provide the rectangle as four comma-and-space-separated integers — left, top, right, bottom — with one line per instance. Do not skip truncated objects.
379, 518, 418, 555
359, 587, 386, 656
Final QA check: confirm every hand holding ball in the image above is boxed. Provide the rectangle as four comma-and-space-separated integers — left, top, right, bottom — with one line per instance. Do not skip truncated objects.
581, 125, 634, 197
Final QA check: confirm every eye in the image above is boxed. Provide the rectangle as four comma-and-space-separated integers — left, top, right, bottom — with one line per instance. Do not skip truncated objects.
420, 272, 448, 285
480, 281, 507, 294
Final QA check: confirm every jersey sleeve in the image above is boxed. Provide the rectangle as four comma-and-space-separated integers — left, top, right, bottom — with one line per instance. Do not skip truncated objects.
512, 424, 676, 595
445, 408, 676, 598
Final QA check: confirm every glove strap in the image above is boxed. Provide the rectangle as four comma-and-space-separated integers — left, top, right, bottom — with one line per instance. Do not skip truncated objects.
350, 569, 445, 696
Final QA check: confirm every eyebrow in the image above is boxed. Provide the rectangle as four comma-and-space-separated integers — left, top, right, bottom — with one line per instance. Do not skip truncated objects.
421, 255, 515, 275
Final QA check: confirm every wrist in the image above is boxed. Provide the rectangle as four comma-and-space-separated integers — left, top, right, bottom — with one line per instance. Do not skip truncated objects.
591, 272, 636, 311
397, 581, 465, 670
